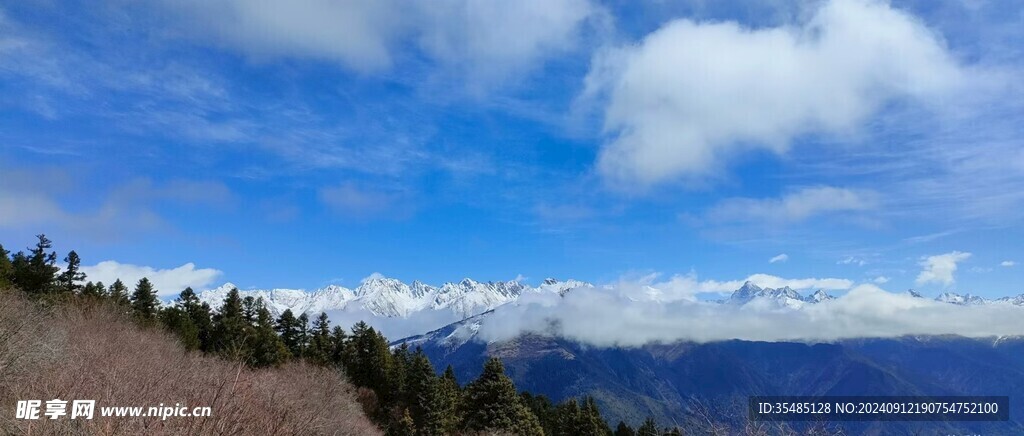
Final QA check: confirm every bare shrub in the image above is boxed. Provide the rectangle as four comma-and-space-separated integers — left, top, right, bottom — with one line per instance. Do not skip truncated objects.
0, 290, 380, 435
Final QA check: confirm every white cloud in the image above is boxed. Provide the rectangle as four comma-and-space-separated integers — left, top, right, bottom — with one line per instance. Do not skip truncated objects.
1001, 260, 1016, 267
472, 284, 1024, 346
610, 272, 853, 302
706, 186, 878, 223
838, 256, 868, 266
582, 0, 964, 188
163, 0, 597, 83
915, 251, 972, 287
873, 276, 890, 284
81, 261, 222, 297
768, 254, 789, 263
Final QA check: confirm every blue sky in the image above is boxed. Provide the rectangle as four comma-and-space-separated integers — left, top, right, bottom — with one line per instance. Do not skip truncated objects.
1, 0, 1022, 297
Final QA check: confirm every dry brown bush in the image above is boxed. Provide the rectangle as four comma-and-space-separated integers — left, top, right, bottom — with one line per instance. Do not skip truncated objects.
0, 290, 380, 435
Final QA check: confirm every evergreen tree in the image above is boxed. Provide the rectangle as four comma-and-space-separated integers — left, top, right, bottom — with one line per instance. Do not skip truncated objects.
615, 421, 636, 436
406, 348, 448, 435
15, 234, 59, 294
462, 357, 543, 435
178, 288, 214, 351
438, 365, 462, 434
0, 243, 13, 289
637, 417, 659, 436
212, 287, 250, 359
554, 398, 583, 435
389, 343, 411, 408
307, 312, 332, 365
582, 396, 612, 435
249, 301, 289, 367
80, 281, 104, 299
275, 309, 304, 357
297, 312, 310, 357
161, 303, 200, 350
328, 325, 349, 368
242, 296, 258, 325
522, 392, 557, 435
55, 250, 86, 294
347, 322, 393, 400
131, 277, 159, 321
386, 408, 416, 436
107, 279, 130, 306
663, 427, 682, 436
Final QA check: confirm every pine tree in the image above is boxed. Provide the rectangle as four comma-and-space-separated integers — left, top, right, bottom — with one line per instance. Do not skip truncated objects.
297, 312, 310, 357
329, 325, 349, 368
389, 343, 411, 409
212, 287, 250, 359
242, 296, 258, 325
80, 281, 103, 299
15, 234, 59, 294
581, 396, 611, 435
249, 300, 289, 367
275, 309, 303, 358
386, 408, 416, 436
521, 392, 557, 435
131, 277, 159, 321
438, 365, 461, 434
347, 322, 393, 402
0, 243, 13, 289
108, 279, 130, 306
615, 421, 636, 436
178, 287, 214, 351
637, 417, 659, 436
462, 357, 543, 435
406, 348, 447, 435
161, 303, 200, 350
554, 398, 583, 435
55, 250, 86, 294
307, 312, 332, 365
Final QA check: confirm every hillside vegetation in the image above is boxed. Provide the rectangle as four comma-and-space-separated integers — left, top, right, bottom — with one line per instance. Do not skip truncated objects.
0, 289, 379, 435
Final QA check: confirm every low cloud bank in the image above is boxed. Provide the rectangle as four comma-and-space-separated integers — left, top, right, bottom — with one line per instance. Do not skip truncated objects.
471, 284, 1024, 347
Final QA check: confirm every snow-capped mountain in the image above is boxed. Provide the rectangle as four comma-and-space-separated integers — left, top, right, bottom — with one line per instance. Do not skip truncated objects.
725, 281, 821, 308
195, 276, 589, 320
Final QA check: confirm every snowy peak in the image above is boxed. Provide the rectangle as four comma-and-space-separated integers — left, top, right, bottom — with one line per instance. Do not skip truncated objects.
195, 276, 591, 321
935, 292, 988, 306
728, 282, 804, 307
805, 289, 835, 303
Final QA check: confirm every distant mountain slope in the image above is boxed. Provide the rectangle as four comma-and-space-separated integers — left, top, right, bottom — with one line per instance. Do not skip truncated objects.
394, 283, 1024, 435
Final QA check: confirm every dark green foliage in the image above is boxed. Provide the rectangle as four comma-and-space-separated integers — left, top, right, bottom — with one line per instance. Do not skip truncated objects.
616, 421, 636, 436
212, 287, 249, 358
248, 300, 289, 367
637, 417, 659, 436
0, 243, 13, 289
107, 279, 130, 306
307, 312, 333, 365
329, 325, 348, 367
131, 277, 159, 321
438, 365, 461, 434
80, 281, 105, 299
405, 348, 448, 435
55, 250, 85, 294
462, 357, 544, 436
348, 321, 393, 396
177, 287, 214, 351
13, 234, 59, 294
386, 408, 416, 436
161, 304, 201, 350
275, 309, 304, 358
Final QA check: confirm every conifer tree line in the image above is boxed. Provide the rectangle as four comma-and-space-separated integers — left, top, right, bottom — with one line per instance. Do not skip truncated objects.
1, 234, 689, 435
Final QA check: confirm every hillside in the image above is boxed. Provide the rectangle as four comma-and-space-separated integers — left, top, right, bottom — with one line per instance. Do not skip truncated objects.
0, 289, 379, 436
401, 316, 1024, 435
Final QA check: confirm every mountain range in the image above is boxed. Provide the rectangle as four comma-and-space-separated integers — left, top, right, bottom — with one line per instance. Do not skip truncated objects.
196, 276, 591, 319
196, 277, 1024, 322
